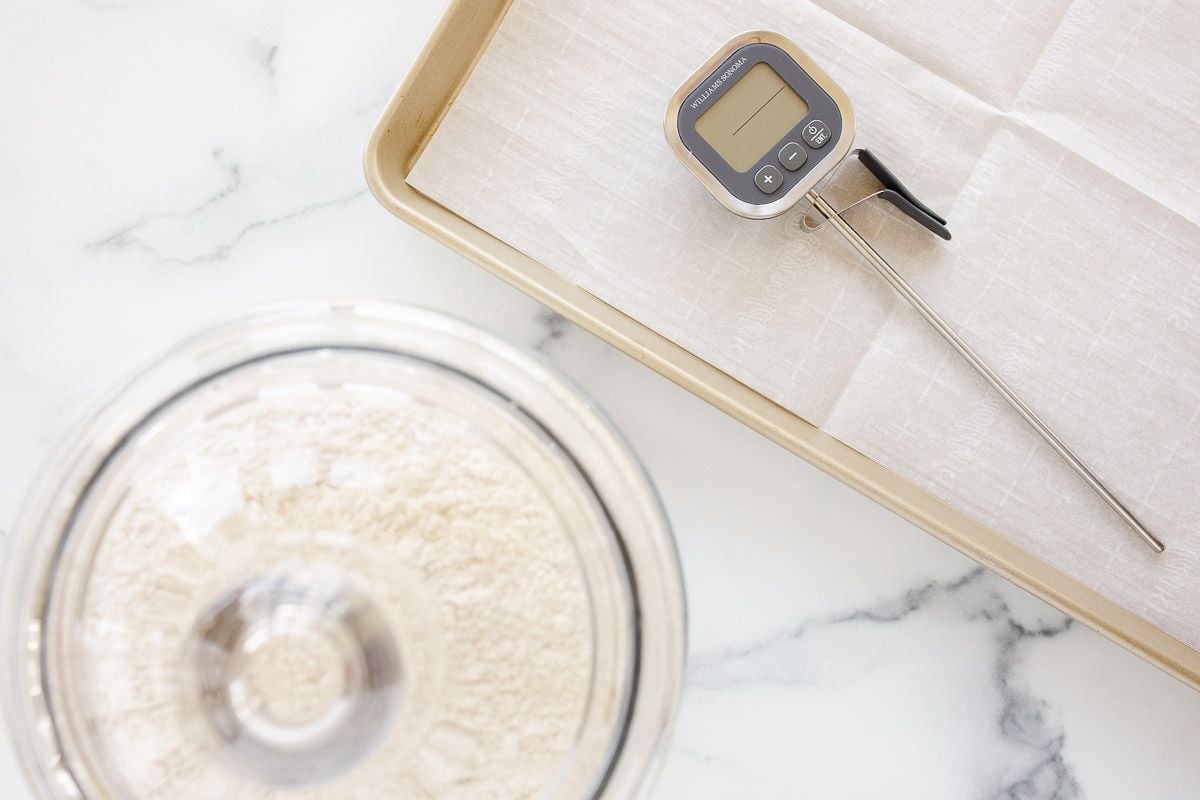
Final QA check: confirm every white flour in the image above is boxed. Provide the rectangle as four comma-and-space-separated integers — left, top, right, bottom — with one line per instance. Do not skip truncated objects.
76, 373, 594, 799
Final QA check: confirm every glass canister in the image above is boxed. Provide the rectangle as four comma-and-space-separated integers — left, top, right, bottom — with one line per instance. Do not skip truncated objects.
2, 300, 686, 799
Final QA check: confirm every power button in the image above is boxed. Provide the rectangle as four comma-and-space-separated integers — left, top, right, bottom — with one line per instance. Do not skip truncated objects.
802, 119, 831, 149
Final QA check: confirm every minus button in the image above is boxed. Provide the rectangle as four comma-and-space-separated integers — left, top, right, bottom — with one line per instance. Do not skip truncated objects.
779, 142, 807, 171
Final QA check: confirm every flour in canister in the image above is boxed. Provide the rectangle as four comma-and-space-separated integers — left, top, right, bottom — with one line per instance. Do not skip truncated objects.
76, 370, 596, 800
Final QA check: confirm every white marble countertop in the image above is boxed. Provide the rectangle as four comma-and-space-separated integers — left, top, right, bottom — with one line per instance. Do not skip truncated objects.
1, 1, 1198, 798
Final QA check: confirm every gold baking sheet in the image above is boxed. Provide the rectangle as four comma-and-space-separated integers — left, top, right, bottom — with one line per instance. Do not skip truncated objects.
363, 0, 1200, 690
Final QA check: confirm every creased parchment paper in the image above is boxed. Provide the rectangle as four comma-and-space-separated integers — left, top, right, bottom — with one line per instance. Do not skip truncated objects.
408, 0, 1200, 648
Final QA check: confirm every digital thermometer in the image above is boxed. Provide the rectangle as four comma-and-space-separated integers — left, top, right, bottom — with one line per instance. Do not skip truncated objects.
666, 31, 855, 219
664, 32, 1165, 553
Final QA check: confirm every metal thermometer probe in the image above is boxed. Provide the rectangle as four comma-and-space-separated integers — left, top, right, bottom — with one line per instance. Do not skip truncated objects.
807, 191, 1165, 553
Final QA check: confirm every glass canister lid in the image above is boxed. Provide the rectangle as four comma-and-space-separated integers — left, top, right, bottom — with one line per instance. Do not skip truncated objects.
3, 302, 685, 799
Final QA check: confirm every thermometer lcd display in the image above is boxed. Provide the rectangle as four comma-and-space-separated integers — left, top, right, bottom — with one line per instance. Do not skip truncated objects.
695, 62, 809, 173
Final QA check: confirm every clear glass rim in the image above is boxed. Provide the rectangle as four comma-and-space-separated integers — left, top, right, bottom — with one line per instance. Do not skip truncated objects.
3, 298, 687, 800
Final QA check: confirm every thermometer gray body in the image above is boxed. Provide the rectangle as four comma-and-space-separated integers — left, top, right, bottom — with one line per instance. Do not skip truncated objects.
666, 32, 855, 219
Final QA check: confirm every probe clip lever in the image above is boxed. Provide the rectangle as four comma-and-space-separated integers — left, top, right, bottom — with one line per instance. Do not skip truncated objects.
855, 149, 951, 241
802, 148, 951, 241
